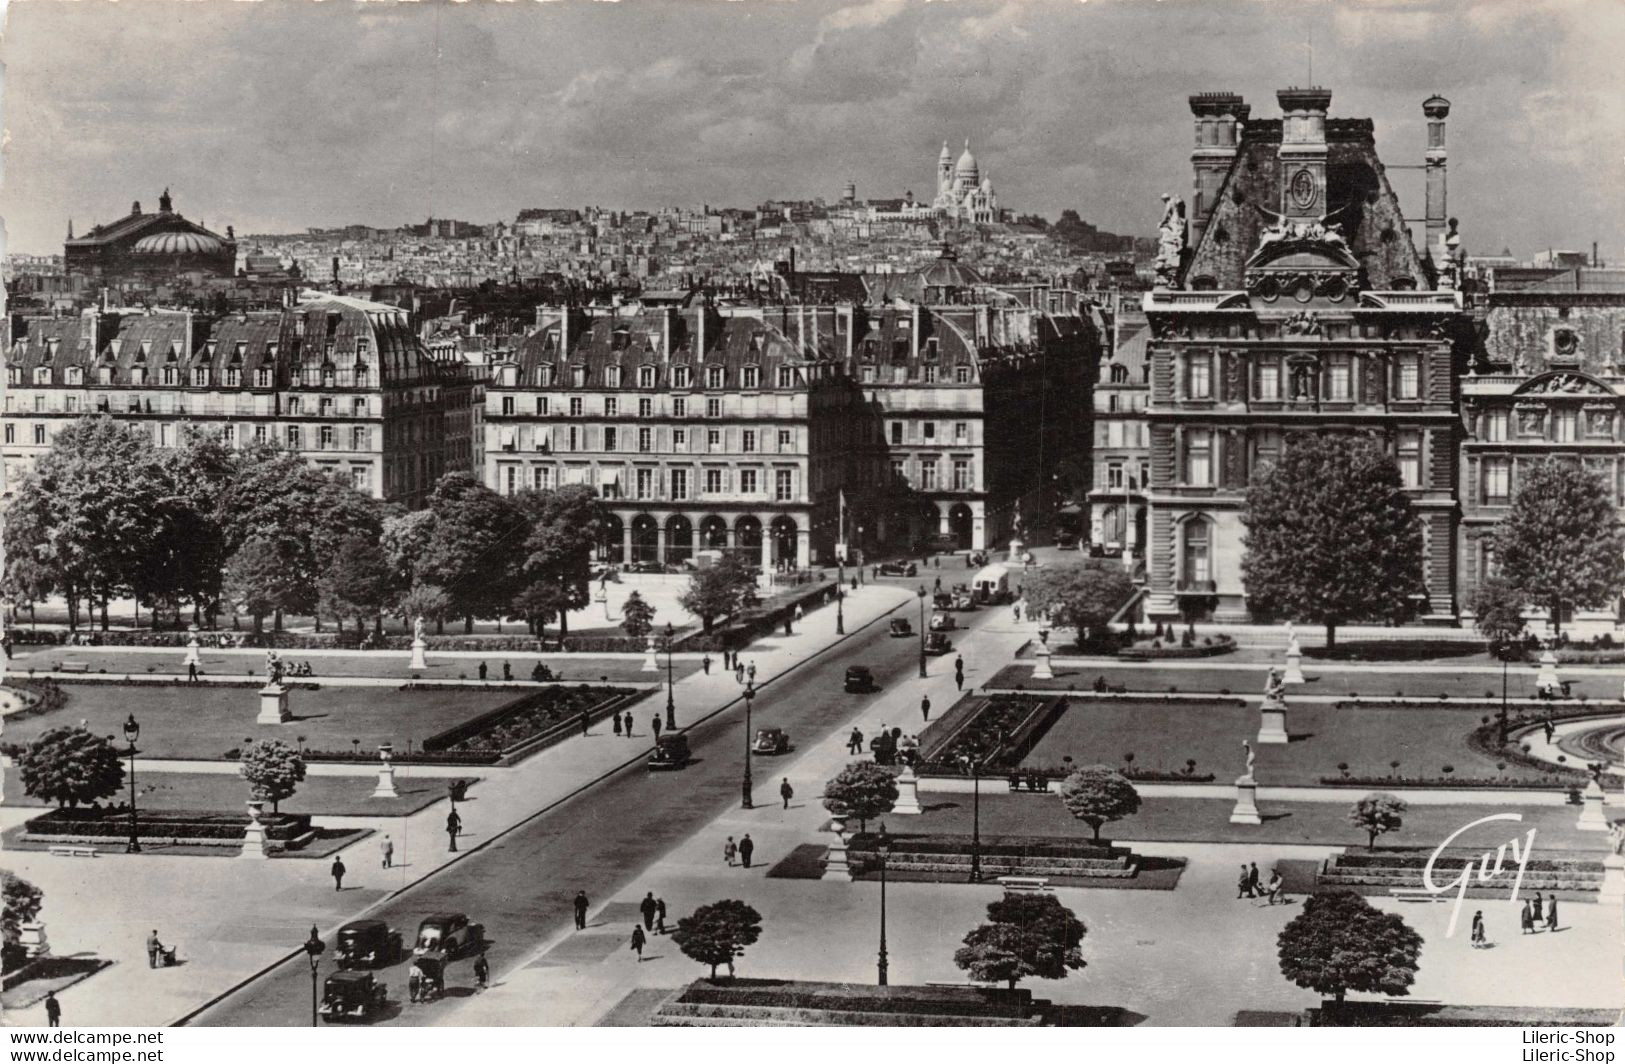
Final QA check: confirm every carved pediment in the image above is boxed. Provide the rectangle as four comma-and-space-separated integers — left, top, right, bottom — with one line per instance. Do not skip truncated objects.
1513, 372, 1615, 398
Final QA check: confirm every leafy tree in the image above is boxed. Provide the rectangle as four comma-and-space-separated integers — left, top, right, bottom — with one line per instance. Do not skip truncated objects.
679, 554, 760, 634
319, 535, 397, 634
620, 591, 657, 640
399, 584, 454, 633
1241, 435, 1424, 648
954, 893, 1086, 990
1493, 459, 1625, 638
417, 474, 529, 632
510, 582, 573, 641
1022, 561, 1136, 642
821, 762, 899, 832
671, 899, 763, 979
1348, 793, 1407, 851
238, 739, 308, 813
2, 872, 44, 968
1057, 765, 1141, 841
1277, 890, 1422, 1002
1472, 574, 1528, 652
222, 538, 302, 632
140, 427, 237, 626
515, 485, 607, 639
381, 509, 438, 593
18, 726, 125, 809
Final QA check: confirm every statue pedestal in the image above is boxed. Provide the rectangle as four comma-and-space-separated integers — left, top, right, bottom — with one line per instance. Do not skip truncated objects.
894, 766, 922, 815
1537, 649, 1561, 694
240, 801, 269, 860
1283, 648, 1305, 685
1007, 537, 1025, 566
1257, 697, 1289, 744
823, 818, 855, 882
372, 760, 399, 800
641, 635, 659, 673
1599, 853, 1625, 904
1578, 780, 1609, 831
256, 683, 291, 725
183, 628, 201, 669
1032, 641, 1054, 680
19, 921, 49, 960
1229, 774, 1262, 825
409, 638, 428, 671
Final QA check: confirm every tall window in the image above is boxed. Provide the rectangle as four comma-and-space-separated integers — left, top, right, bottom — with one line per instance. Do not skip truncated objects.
954, 422, 968, 443
352, 427, 367, 450
672, 366, 691, 389
706, 365, 725, 389
1396, 355, 1420, 400
286, 426, 301, 448
891, 459, 907, 485
604, 397, 618, 417
890, 422, 904, 445
742, 430, 757, 453
1485, 410, 1508, 442
1328, 357, 1351, 401
920, 461, 939, 490
638, 398, 653, 418
569, 397, 583, 417
638, 365, 656, 389
740, 469, 758, 495
1483, 457, 1511, 504
635, 468, 654, 500
603, 427, 618, 451
775, 469, 793, 501
1398, 431, 1422, 488
33, 424, 46, 445
707, 429, 721, 451
638, 427, 652, 452
778, 429, 792, 452
674, 428, 687, 449
742, 366, 760, 390
256, 367, 272, 388
706, 398, 722, 418
673, 397, 687, 418
1555, 409, 1578, 443
1182, 520, 1211, 586
535, 396, 549, 416
1108, 462, 1125, 489
705, 468, 724, 494
319, 425, 335, 449
1187, 354, 1212, 400
604, 366, 622, 388
953, 460, 970, 491
501, 396, 515, 416
670, 468, 689, 501
777, 366, 794, 388
567, 426, 579, 452
1185, 429, 1212, 485
1255, 358, 1280, 401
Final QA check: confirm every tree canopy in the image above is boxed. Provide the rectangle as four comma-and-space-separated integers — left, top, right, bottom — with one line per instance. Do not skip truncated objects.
671, 899, 763, 979
1493, 459, 1625, 638
416, 474, 530, 631
239, 739, 308, 813
514, 485, 606, 638
1470, 574, 1528, 651
1241, 434, 1424, 648
1277, 890, 1421, 1002
1057, 765, 1141, 841
679, 555, 760, 633
1021, 562, 1136, 641
18, 726, 125, 809
1348, 793, 1407, 851
953, 893, 1086, 989
620, 591, 657, 640
2, 872, 44, 961
821, 761, 899, 832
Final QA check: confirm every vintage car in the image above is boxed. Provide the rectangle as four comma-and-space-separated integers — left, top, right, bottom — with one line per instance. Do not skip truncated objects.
648, 733, 691, 771
414, 913, 483, 958
929, 611, 957, 631
888, 617, 913, 638
951, 590, 977, 611
932, 590, 953, 609
625, 560, 664, 574
924, 632, 954, 656
320, 970, 388, 1022
334, 920, 401, 970
752, 727, 790, 755
844, 666, 876, 693
876, 561, 918, 577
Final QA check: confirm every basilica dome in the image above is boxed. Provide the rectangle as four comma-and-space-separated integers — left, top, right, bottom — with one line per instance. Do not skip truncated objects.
132, 230, 227, 256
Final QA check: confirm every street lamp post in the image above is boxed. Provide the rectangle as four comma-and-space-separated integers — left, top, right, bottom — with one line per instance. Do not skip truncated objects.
1498, 644, 1510, 745
836, 587, 845, 636
916, 585, 928, 679
964, 754, 983, 882
123, 714, 141, 854
302, 925, 324, 1027
876, 822, 890, 986
741, 681, 756, 809
663, 623, 677, 732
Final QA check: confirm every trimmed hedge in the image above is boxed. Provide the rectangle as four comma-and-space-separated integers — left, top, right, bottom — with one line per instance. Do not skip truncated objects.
1117, 635, 1237, 661
423, 684, 641, 755
2, 678, 68, 720
24, 806, 311, 842
845, 831, 1127, 861
40, 674, 320, 691
917, 694, 1067, 773
675, 979, 1034, 1020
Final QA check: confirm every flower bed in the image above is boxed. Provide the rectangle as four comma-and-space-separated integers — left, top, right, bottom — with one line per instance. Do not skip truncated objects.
1316, 775, 1573, 790
673, 978, 1035, 1020
1338, 698, 1623, 712
421, 683, 644, 757
1117, 635, 1237, 660
2, 678, 67, 720
916, 694, 1067, 773
845, 832, 1125, 861
965, 761, 1215, 784
34, 674, 320, 691
221, 746, 502, 766
23, 806, 311, 842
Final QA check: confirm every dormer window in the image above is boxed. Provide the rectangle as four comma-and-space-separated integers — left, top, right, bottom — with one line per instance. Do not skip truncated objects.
672, 365, 691, 389
706, 365, 726, 390
255, 367, 272, 388
537, 364, 554, 387
33, 366, 50, 385
355, 361, 370, 386
863, 340, 876, 362
266, 342, 279, 359
322, 362, 337, 387
98, 366, 114, 385
605, 365, 623, 388
225, 367, 241, 388
66, 366, 83, 385
572, 366, 588, 388
355, 338, 370, 357
777, 366, 795, 388
612, 327, 631, 351
741, 365, 760, 390
638, 365, 656, 389
162, 366, 176, 386
193, 366, 210, 387
924, 338, 939, 361
955, 366, 971, 384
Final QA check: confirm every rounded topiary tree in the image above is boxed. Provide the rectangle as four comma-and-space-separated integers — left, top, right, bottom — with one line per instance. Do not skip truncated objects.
822, 761, 899, 833
18, 725, 124, 809
238, 739, 308, 813
953, 892, 1086, 990
1278, 890, 1421, 1003
1057, 764, 1141, 842
620, 591, 656, 640
672, 899, 763, 980
2, 871, 44, 973
1348, 792, 1407, 851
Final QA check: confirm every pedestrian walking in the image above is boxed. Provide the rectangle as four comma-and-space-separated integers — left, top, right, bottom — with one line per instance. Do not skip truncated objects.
478, 661, 488, 681
44, 990, 61, 1028
1264, 869, 1283, 905
934, 556, 941, 569
640, 892, 658, 931
848, 727, 864, 755
748, 662, 757, 684
573, 890, 590, 930
408, 965, 423, 1002
146, 930, 162, 968
1547, 896, 1560, 931
934, 576, 942, 592
580, 707, 589, 737
1471, 910, 1487, 948
503, 661, 512, 681
613, 712, 623, 737
1543, 717, 1555, 743
1532, 893, 1545, 928
620, 710, 632, 736
780, 777, 794, 809
187, 661, 199, 683
652, 715, 663, 740
1012, 602, 1023, 623
954, 655, 964, 691
735, 663, 745, 685
656, 897, 668, 934
702, 654, 712, 675
1236, 865, 1252, 899
1521, 899, 1535, 934
739, 834, 755, 868
380, 834, 394, 869
473, 952, 490, 989
794, 605, 804, 628
921, 695, 932, 722
630, 925, 647, 962
1247, 862, 1261, 897
446, 808, 462, 852
724, 836, 738, 866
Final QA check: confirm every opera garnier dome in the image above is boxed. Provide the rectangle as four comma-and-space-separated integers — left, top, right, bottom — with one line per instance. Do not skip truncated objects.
64, 188, 237, 286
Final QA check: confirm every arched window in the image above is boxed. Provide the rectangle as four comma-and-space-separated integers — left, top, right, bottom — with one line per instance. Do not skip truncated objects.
1181, 519, 1212, 588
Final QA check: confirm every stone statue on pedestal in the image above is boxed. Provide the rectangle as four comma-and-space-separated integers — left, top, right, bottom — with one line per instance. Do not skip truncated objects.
1154, 194, 1187, 289
1263, 667, 1285, 703
1242, 739, 1255, 777
414, 616, 426, 642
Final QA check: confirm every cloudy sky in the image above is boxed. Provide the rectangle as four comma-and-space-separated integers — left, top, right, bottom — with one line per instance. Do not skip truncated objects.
2, 0, 1621, 259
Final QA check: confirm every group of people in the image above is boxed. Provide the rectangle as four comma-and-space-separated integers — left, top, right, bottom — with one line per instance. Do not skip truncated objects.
1518, 893, 1562, 936
1236, 862, 1284, 905
628, 891, 672, 961
722, 834, 757, 868
476, 661, 515, 682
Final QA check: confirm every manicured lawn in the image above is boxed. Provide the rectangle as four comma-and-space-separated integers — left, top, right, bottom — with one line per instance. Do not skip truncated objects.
1, 683, 518, 760
3, 767, 469, 817
910, 793, 1616, 852
1017, 700, 1528, 785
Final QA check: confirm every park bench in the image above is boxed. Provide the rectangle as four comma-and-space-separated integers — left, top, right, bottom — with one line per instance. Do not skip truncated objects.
996, 875, 1052, 894
57, 661, 91, 673
48, 845, 98, 858
1005, 775, 1052, 793
1389, 889, 1447, 903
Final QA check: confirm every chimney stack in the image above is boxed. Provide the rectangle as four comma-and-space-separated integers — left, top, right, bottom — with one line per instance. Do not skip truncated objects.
1424, 95, 1451, 262
1188, 92, 1249, 245
1277, 87, 1333, 222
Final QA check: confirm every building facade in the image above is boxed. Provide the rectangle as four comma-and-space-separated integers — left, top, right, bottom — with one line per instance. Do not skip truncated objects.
3, 292, 479, 506
1088, 291, 1151, 562
64, 190, 238, 286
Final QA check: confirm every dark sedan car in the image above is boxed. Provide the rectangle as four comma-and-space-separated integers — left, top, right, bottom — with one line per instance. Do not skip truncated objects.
844, 666, 876, 693
924, 632, 953, 656
877, 561, 918, 577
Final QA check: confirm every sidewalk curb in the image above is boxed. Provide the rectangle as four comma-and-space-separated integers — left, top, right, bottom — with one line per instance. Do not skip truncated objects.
172, 589, 910, 1027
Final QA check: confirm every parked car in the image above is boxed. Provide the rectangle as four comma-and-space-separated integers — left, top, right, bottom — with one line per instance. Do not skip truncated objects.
844, 666, 876, 693
320, 971, 389, 1022
951, 591, 977, 611
625, 560, 664, 574
924, 632, 953, 656
888, 618, 913, 638
929, 611, 957, 632
334, 920, 401, 970
752, 727, 790, 755
414, 913, 483, 958
877, 561, 918, 577
933, 591, 953, 609
649, 733, 691, 770
1089, 543, 1124, 559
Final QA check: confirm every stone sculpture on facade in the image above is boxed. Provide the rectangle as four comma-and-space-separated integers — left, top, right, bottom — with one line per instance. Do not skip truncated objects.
1154, 194, 1186, 290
